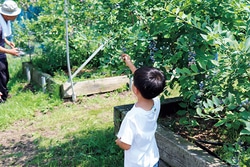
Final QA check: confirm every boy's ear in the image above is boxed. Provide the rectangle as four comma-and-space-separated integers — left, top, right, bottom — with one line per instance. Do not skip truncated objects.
132, 85, 140, 96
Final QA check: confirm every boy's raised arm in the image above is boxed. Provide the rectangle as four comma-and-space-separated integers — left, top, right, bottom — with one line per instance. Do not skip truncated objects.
121, 53, 137, 74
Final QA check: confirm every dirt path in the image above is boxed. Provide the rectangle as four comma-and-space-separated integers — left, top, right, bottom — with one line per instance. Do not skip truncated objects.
0, 119, 38, 166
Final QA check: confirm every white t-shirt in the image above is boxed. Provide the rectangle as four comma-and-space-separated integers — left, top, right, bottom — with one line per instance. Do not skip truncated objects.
117, 97, 161, 167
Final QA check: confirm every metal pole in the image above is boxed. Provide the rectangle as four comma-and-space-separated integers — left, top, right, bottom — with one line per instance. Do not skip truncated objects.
68, 41, 108, 82
64, 0, 76, 102
41, 76, 46, 93
26, 66, 31, 83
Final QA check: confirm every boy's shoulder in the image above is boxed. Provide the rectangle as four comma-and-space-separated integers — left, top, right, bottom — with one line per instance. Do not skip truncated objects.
126, 105, 141, 116
153, 96, 161, 104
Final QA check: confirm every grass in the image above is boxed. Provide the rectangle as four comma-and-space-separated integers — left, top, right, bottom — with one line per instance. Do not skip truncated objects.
0, 55, 136, 166
22, 92, 135, 167
0, 56, 62, 129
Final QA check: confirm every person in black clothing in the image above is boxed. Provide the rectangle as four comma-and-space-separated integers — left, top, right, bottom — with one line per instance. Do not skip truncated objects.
0, 0, 21, 103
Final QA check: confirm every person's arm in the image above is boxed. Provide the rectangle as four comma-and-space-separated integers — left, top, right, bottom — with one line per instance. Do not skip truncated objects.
4, 38, 15, 48
121, 53, 137, 74
115, 138, 131, 150
0, 38, 19, 56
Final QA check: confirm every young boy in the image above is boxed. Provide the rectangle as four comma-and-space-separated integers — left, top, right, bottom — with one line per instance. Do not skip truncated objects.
115, 54, 166, 167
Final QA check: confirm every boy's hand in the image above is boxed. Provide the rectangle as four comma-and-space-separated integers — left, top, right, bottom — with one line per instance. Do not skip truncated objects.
121, 53, 134, 67
121, 53, 137, 74
121, 53, 131, 61
115, 137, 131, 150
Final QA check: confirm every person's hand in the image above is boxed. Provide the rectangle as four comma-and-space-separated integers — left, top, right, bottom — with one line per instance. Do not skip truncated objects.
8, 48, 19, 56
9, 42, 15, 48
121, 53, 131, 62
4, 39, 15, 48
121, 53, 133, 66
115, 138, 120, 145
121, 53, 137, 73
0, 92, 3, 103
115, 137, 131, 150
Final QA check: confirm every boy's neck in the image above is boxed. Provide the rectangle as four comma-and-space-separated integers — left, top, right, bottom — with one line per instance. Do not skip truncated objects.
135, 98, 154, 111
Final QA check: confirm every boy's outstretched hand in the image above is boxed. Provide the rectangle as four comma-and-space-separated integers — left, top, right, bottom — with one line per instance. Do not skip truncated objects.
121, 53, 137, 73
121, 53, 130, 61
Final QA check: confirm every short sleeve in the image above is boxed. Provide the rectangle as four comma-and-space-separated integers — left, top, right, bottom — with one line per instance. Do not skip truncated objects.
117, 115, 134, 145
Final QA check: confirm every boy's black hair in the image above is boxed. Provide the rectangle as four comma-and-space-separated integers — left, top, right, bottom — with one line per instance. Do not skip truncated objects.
133, 67, 166, 99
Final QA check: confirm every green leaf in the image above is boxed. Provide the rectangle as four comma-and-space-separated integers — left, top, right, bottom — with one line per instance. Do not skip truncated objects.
207, 99, 214, 108
177, 110, 187, 116
164, 33, 170, 38
214, 119, 226, 127
178, 102, 187, 108
197, 60, 207, 70
182, 68, 191, 74
240, 111, 250, 120
244, 37, 250, 53
200, 34, 207, 40
240, 129, 250, 136
179, 11, 187, 19
175, 68, 182, 74
186, 13, 192, 24
228, 104, 237, 110
223, 98, 230, 105
191, 120, 199, 126
240, 119, 250, 129
212, 96, 221, 106
190, 64, 198, 73
203, 101, 208, 108
179, 117, 189, 125
173, 7, 180, 14
228, 92, 235, 103
225, 123, 232, 128
214, 106, 224, 113
196, 107, 204, 117
211, 60, 219, 66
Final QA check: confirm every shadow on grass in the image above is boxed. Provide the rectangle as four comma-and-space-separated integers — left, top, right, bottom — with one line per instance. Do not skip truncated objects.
0, 134, 37, 166
26, 127, 123, 167
0, 127, 123, 167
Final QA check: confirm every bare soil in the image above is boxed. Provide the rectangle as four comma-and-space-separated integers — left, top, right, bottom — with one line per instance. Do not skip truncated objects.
0, 120, 38, 166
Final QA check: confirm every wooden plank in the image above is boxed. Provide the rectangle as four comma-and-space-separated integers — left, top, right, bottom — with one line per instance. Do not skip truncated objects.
22, 62, 130, 98
156, 126, 229, 167
62, 76, 129, 98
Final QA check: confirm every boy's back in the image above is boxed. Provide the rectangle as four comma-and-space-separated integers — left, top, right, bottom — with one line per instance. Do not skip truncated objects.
117, 97, 161, 167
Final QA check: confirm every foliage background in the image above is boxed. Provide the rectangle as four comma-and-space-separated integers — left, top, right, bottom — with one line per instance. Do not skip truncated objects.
11, 0, 250, 166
